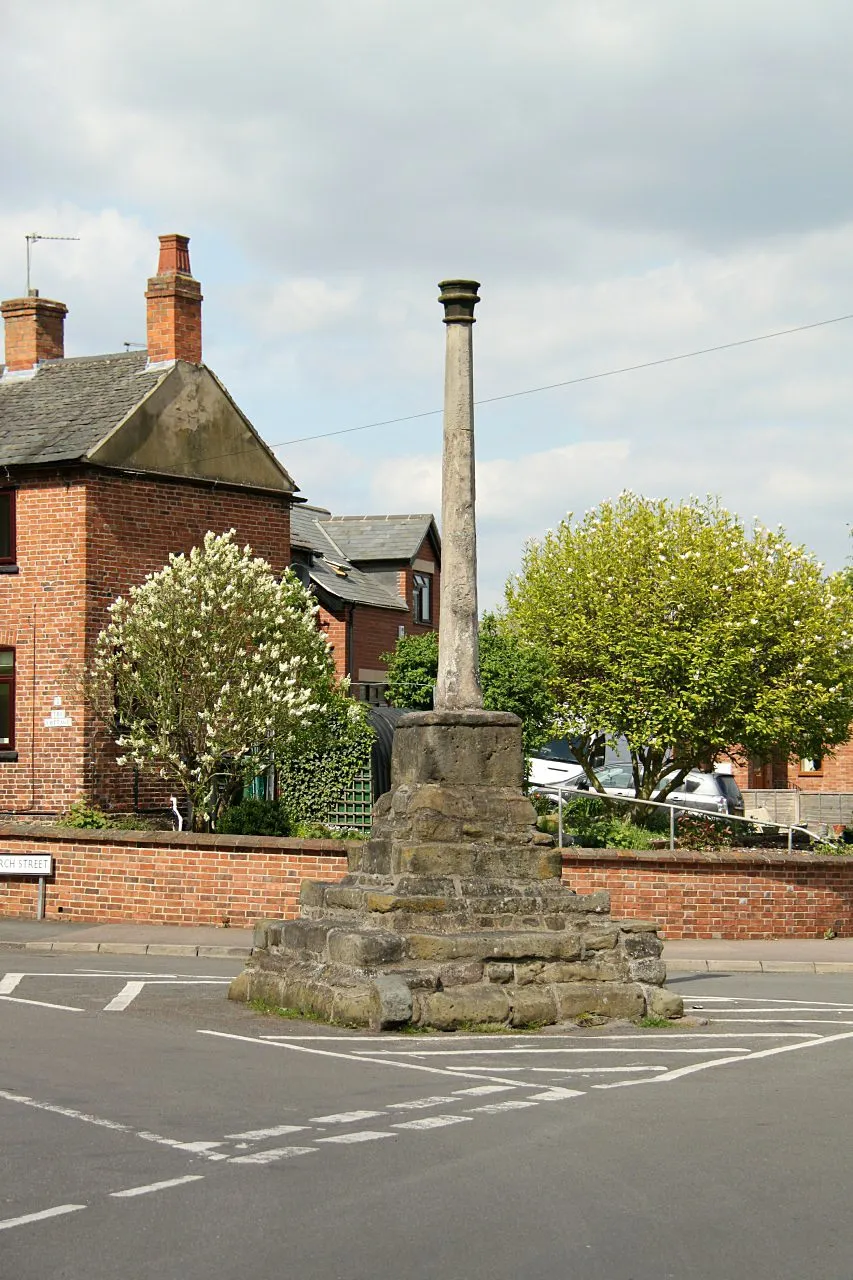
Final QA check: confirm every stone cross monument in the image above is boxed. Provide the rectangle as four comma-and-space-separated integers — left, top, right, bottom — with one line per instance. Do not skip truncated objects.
229, 279, 682, 1031
435, 279, 483, 712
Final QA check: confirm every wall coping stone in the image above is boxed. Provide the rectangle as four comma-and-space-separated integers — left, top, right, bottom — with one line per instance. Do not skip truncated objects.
0, 823, 354, 856
562, 846, 853, 868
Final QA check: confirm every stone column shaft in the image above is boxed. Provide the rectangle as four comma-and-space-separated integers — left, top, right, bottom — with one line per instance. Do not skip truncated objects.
435, 279, 483, 711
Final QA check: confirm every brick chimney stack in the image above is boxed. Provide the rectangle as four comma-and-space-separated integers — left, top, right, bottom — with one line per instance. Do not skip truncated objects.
1, 293, 68, 372
145, 233, 203, 364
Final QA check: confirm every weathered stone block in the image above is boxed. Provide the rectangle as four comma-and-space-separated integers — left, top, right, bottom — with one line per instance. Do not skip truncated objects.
369, 975, 413, 1030
418, 984, 511, 1030
392, 711, 524, 789
279, 920, 335, 957
644, 986, 684, 1019
412, 812, 462, 842
438, 960, 484, 987
484, 961, 514, 983
622, 931, 664, 958
514, 961, 545, 985
581, 926, 620, 951
326, 929, 404, 967
628, 958, 667, 985
509, 985, 557, 1027
553, 982, 646, 1021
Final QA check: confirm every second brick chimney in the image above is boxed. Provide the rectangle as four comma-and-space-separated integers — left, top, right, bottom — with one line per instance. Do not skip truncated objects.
1, 293, 68, 372
145, 234, 203, 364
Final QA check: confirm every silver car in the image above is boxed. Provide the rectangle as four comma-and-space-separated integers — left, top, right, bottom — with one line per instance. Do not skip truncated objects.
573, 763, 745, 816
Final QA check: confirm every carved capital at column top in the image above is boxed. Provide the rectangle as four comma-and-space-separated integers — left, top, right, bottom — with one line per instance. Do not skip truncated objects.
438, 279, 480, 324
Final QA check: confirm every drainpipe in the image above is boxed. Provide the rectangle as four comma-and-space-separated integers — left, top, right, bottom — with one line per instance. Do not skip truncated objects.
346, 604, 355, 686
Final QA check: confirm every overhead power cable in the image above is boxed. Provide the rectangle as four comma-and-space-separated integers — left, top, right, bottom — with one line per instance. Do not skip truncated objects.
272, 310, 853, 448
195, 309, 853, 464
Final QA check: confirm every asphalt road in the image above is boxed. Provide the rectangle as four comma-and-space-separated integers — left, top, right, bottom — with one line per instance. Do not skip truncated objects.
2, 955, 853, 1279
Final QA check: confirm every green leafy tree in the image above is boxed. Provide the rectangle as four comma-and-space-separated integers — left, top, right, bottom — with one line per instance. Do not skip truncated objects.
90, 530, 368, 829
383, 613, 555, 756
504, 493, 853, 801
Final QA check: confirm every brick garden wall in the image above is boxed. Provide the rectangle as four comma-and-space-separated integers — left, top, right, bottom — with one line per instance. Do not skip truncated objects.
562, 848, 853, 940
0, 827, 348, 928
2, 828, 852, 939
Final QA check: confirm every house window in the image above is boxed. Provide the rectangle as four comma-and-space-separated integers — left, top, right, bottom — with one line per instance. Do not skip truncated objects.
799, 755, 823, 775
0, 490, 15, 564
0, 648, 14, 748
413, 572, 432, 624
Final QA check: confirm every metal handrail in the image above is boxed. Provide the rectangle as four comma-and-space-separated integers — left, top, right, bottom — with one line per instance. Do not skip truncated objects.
542, 784, 819, 853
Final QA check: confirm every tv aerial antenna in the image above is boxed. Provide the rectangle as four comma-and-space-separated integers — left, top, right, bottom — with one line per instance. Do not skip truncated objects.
25, 233, 80, 295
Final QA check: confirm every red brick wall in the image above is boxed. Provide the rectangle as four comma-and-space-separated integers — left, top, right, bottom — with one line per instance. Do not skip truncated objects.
0, 475, 89, 816
562, 848, 853, 940
0, 468, 292, 818
732, 743, 853, 794
0, 828, 349, 927
2, 829, 850, 939
84, 471, 292, 813
318, 606, 349, 680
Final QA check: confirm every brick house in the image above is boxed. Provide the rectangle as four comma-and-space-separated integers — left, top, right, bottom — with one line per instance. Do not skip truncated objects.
0, 234, 298, 818
732, 744, 853, 796
290, 506, 441, 703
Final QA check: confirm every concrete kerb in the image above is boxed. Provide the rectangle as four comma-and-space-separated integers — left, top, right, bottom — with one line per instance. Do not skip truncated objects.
0, 939, 250, 959
666, 957, 853, 975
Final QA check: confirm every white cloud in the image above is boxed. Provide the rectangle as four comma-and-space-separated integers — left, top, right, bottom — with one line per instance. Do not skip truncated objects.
3, 1, 853, 605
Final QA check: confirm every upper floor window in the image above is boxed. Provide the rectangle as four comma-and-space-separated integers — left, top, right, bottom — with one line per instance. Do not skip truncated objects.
0, 490, 15, 565
413, 571, 431, 624
0, 648, 14, 748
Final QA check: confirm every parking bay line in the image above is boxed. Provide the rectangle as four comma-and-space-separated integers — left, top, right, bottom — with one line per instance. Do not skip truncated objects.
0, 1204, 87, 1232
593, 1028, 853, 1089
0, 994, 84, 1012
110, 1176, 204, 1199
197, 1030, 544, 1088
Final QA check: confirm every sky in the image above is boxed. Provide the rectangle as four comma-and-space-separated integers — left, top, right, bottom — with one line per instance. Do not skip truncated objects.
3, 0, 852, 607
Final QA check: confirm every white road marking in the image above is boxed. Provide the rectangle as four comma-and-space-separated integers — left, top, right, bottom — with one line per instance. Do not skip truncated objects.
197, 1030, 530, 1087
529, 1087, 584, 1100
387, 1095, 460, 1110
593, 1028, 853, 1089
316, 1130, 394, 1144
451, 1084, 514, 1095
527, 1065, 668, 1074
104, 981, 147, 1012
110, 1176, 204, 1198
0, 972, 24, 994
0, 995, 84, 1012
136, 1133, 223, 1154
393, 1115, 473, 1130
0, 1089, 130, 1132
224, 1124, 307, 1140
310, 1109, 385, 1124
710, 1018, 853, 1026
471, 1099, 540, 1114
369, 1046, 758, 1056
231, 1146, 318, 1164
688, 996, 853, 1008
0, 1204, 87, 1232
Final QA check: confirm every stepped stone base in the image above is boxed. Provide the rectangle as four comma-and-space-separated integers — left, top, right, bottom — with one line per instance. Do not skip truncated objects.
230, 711, 683, 1030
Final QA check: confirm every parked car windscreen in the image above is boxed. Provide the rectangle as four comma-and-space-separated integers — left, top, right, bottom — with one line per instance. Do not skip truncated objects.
716, 775, 744, 802
536, 738, 580, 763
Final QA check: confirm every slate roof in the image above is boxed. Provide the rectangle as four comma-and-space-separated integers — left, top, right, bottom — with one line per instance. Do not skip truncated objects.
291, 506, 408, 611
323, 513, 439, 563
0, 352, 164, 466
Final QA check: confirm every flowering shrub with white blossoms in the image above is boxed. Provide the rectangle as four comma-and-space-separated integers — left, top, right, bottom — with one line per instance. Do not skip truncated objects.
90, 530, 369, 829
504, 493, 853, 802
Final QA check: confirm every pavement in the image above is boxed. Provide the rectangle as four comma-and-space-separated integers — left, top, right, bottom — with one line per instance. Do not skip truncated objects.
1, 916, 853, 971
